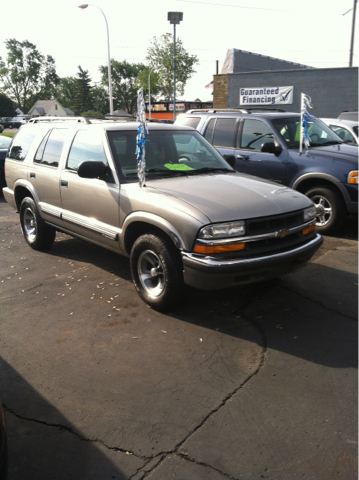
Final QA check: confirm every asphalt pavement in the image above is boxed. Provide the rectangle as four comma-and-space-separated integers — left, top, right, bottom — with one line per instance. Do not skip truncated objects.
0, 196, 357, 480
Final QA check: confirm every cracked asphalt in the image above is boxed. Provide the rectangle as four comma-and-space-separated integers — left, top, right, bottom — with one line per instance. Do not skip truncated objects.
0, 196, 357, 480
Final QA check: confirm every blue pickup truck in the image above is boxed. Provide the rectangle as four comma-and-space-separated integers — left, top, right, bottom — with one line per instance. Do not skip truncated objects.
176, 109, 358, 234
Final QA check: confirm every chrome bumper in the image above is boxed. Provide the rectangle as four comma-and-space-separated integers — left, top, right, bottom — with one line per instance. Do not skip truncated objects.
182, 234, 323, 290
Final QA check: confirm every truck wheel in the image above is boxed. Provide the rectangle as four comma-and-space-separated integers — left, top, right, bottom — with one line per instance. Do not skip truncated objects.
20, 197, 56, 250
305, 185, 347, 235
130, 232, 184, 311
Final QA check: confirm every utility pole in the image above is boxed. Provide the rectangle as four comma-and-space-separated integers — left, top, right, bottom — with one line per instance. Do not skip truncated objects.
168, 12, 183, 122
349, 0, 357, 67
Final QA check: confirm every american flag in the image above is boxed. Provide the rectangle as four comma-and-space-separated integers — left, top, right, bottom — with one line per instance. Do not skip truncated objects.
205, 81, 214, 89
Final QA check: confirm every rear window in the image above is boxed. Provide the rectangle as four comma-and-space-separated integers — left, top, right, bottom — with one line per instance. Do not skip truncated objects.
175, 116, 201, 129
34, 129, 67, 168
212, 118, 237, 147
7, 127, 37, 162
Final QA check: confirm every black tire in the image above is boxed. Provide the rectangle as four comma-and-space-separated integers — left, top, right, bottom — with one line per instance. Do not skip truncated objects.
130, 232, 184, 311
305, 185, 347, 235
8, 124, 12, 129
20, 197, 56, 250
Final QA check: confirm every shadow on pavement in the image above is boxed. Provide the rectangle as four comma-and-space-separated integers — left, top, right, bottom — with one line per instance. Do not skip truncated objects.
44, 233, 357, 371
0, 358, 144, 480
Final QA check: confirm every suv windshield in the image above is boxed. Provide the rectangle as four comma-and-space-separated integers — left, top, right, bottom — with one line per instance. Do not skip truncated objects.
107, 129, 233, 182
272, 116, 344, 148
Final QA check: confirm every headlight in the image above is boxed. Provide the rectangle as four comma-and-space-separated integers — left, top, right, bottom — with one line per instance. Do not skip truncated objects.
348, 171, 358, 184
198, 221, 245, 239
304, 205, 317, 222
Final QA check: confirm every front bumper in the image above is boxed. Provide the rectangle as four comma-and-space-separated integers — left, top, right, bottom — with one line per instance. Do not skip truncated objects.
182, 233, 323, 290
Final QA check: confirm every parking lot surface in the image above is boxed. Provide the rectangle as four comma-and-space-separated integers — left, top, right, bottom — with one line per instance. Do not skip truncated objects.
0, 197, 357, 480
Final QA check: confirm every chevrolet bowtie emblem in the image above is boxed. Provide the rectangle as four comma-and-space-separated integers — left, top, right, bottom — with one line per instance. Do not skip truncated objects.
277, 229, 290, 238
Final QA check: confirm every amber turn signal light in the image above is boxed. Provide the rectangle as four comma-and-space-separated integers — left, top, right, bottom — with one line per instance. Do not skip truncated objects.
303, 224, 315, 235
193, 243, 245, 254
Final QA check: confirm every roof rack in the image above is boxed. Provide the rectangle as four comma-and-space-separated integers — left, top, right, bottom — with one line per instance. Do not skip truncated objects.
245, 108, 287, 113
187, 107, 286, 115
28, 115, 136, 125
187, 108, 248, 114
28, 116, 91, 124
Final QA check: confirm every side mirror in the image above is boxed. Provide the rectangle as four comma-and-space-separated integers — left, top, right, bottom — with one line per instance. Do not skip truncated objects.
222, 154, 236, 168
77, 161, 109, 179
261, 142, 282, 155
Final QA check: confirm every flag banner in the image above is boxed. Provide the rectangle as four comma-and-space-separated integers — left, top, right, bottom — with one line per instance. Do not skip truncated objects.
240, 86, 294, 105
300, 93, 314, 155
136, 88, 148, 189
205, 81, 214, 89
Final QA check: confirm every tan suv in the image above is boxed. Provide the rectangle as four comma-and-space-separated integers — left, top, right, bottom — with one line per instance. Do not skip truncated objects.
3, 117, 322, 310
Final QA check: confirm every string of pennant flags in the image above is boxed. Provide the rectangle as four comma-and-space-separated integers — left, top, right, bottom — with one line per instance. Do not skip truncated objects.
300, 93, 314, 155
136, 87, 148, 189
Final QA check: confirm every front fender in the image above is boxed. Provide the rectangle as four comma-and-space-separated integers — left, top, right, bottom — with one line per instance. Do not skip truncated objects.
121, 211, 188, 253
291, 172, 351, 203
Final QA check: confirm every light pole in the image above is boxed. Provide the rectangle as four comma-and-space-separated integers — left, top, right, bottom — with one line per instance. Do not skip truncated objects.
148, 67, 155, 120
78, 4, 114, 115
167, 12, 183, 122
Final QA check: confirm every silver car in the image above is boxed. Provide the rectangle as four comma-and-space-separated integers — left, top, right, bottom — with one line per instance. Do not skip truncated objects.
3, 119, 322, 310
321, 118, 358, 145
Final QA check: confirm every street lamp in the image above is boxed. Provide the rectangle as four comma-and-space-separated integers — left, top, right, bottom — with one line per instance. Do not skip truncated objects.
148, 67, 155, 120
167, 12, 183, 122
78, 4, 114, 115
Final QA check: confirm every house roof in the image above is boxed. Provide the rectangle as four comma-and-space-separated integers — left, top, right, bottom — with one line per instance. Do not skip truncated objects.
64, 107, 75, 115
28, 99, 66, 116
33, 107, 45, 115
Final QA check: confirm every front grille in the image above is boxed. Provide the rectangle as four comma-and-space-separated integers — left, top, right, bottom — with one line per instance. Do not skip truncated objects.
246, 210, 304, 235
208, 209, 316, 260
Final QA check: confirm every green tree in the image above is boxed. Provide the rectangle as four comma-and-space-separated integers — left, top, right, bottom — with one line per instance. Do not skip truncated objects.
0, 93, 16, 117
137, 68, 161, 105
99, 60, 146, 114
54, 77, 77, 110
92, 84, 109, 115
73, 66, 94, 115
0, 39, 59, 112
146, 33, 198, 101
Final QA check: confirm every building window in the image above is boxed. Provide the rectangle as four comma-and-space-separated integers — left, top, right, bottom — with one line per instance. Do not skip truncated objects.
55, 104, 58, 110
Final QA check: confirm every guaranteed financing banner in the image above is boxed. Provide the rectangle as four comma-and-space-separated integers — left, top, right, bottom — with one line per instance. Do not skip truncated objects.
240, 86, 294, 106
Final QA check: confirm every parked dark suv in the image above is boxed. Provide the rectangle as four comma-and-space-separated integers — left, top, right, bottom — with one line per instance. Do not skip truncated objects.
176, 109, 358, 234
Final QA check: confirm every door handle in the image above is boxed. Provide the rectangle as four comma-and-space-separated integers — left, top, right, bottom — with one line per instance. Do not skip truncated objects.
237, 155, 250, 160
30, 172, 36, 178
61, 180, 68, 187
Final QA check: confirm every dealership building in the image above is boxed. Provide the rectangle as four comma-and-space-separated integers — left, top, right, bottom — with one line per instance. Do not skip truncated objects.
213, 49, 358, 118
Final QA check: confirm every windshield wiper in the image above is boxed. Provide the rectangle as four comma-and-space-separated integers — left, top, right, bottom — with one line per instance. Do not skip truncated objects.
186, 167, 233, 175
313, 140, 343, 146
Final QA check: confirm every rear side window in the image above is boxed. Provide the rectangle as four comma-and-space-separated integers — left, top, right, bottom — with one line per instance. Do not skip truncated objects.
212, 118, 236, 147
34, 129, 67, 167
67, 130, 108, 172
240, 119, 274, 151
7, 128, 37, 162
204, 119, 215, 143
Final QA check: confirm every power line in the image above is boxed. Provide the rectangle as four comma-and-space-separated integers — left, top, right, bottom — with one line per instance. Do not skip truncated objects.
173, 0, 294, 12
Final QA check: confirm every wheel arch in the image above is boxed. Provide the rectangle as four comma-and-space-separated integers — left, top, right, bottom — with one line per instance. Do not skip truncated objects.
292, 173, 350, 204
122, 213, 187, 256
14, 183, 37, 211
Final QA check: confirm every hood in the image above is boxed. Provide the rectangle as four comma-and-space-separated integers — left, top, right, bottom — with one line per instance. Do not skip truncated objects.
146, 172, 312, 223
306, 144, 358, 166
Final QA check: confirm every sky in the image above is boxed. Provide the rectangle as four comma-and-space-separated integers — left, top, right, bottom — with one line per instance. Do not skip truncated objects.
0, 0, 357, 104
